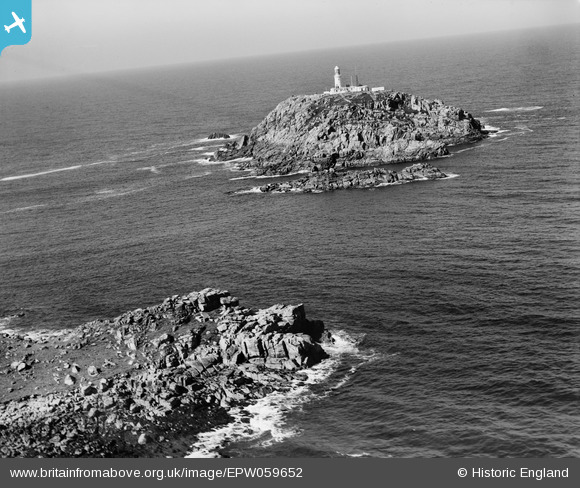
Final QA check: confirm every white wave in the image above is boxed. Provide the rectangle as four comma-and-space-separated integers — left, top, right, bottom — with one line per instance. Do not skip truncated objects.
184, 172, 212, 179
0, 322, 75, 342
234, 187, 264, 194
230, 169, 309, 181
485, 106, 543, 113
193, 134, 241, 143
1, 204, 47, 214
488, 133, 510, 139
445, 173, 460, 179
153, 159, 201, 169
87, 160, 115, 167
88, 187, 147, 200
1, 165, 83, 182
514, 126, 534, 133
454, 147, 475, 154
482, 124, 501, 132
375, 181, 402, 188
190, 146, 208, 151
201, 152, 215, 156
229, 174, 257, 181
136, 166, 161, 174
195, 158, 226, 166
256, 170, 309, 179
100, 188, 146, 198
186, 330, 369, 458
226, 157, 253, 163
0, 315, 17, 328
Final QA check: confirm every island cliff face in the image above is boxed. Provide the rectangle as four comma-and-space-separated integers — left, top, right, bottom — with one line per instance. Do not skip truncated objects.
217, 90, 484, 176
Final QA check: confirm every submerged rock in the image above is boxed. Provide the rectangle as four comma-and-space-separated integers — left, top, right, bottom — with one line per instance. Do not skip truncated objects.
207, 132, 230, 139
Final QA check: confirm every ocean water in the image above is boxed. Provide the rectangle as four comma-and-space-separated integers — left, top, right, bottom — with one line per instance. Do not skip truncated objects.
1, 25, 579, 457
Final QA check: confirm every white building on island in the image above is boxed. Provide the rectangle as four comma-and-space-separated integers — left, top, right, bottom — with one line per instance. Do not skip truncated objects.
324, 66, 385, 95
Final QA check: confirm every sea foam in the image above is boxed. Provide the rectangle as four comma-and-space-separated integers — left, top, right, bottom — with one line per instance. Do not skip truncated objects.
186, 330, 372, 458
1, 165, 83, 181
1, 204, 47, 214
485, 106, 543, 112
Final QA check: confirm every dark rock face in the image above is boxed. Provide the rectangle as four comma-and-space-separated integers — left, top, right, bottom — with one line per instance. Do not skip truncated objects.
207, 132, 230, 139
256, 162, 447, 193
216, 90, 484, 175
0, 289, 331, 457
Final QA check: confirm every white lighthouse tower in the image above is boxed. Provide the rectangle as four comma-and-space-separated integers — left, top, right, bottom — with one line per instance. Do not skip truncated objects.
334, 66, 342, 90
324, 65, 382, 94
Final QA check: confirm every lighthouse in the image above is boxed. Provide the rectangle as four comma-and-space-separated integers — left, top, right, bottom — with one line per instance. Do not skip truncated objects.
324, 66, 382, 94
334, 66, 342, 90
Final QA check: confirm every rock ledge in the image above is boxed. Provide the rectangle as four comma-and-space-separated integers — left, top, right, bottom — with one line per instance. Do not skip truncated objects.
0, 289, 331, 457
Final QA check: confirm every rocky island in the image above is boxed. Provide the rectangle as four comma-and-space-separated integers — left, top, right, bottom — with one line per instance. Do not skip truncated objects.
0, 289, 332, 457
256, 162, 448, 193
216, 85, 484, 177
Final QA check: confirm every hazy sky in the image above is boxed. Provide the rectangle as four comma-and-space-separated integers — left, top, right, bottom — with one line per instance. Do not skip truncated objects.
1, 0, 579, 82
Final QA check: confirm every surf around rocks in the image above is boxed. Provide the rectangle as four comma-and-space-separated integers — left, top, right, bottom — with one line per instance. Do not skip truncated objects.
0, 289, 332, 457
255, 162, 448, 193
214, 90, 485, 177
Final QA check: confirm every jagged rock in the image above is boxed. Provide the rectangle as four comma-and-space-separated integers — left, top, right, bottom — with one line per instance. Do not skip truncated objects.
216, 90, 484, 175
80, 384, 97, 396
256, 162, 447, 193
98, 378, 111, 392
152, 333, 173, 348
87, 408, 99, 418
0, 289, 332, 458
102, 395, 115, 408
137, 433, 151, 445
207, 132, 230, 139
87, 365, 99, 377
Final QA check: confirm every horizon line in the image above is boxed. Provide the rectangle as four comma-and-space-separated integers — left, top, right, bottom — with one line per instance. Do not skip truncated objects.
1, 22, 578, 86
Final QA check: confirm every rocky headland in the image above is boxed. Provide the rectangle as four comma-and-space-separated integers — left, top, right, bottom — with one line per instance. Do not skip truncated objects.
255, 162, 447, 193
0, 289, 332, 457
216, 90, 485, 176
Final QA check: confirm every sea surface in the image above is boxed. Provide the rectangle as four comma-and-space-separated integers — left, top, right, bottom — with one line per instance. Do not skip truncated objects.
1, 25, 579, 457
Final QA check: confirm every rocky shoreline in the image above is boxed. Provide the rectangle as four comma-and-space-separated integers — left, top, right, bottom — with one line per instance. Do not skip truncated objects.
215, 90, 484, 176
254, 162, 448, 193
0, 289, 332, 457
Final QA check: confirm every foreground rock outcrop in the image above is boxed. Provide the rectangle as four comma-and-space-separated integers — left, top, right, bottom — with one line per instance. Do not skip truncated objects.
255, 162, 447, 193
216, 90, 484, 175
0, 289, 331, 457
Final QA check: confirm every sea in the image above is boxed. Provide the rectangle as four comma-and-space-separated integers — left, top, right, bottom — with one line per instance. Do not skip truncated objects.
0, 25, 578, 458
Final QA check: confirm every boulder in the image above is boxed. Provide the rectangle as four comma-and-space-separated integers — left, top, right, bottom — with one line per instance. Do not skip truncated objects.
207, 132, 230, 139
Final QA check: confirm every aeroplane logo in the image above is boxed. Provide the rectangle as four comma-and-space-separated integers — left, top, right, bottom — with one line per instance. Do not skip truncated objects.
4, 11, 25, 33
0, 0, 32, 56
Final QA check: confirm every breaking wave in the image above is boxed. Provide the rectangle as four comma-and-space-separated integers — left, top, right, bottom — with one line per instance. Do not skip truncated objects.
186, 331, 374, 458
1, 204, 47, 214
485, 106, 543, 112
1, 165, 84, 181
